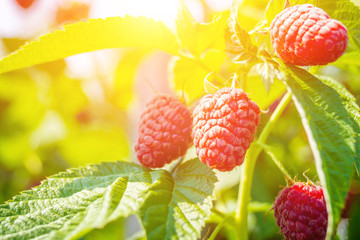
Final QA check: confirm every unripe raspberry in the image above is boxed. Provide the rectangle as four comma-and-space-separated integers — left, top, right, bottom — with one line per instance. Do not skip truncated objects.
135, 95, 192, 168
270, 4, 348, 66
192, 88, 260, 171
273, 182, 328, 240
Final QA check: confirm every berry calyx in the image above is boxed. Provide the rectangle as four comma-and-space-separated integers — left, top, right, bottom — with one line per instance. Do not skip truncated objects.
135, 95, 192, 168
192, 87, 260, 172
270, 4, 348, 66
273, 182, 328, 240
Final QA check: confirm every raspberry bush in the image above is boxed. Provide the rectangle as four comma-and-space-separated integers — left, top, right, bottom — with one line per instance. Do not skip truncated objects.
0, 0, 359, 239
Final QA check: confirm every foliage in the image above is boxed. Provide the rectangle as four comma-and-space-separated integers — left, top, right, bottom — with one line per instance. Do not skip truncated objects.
0, 159, 216, 240
0, 0, 360, 239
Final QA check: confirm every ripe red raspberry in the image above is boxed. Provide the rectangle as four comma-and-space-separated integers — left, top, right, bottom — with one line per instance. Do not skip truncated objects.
192, 88, 260, 171
270, 4, 348, 66
273, 182, 328, 240
135, 95, 192, 168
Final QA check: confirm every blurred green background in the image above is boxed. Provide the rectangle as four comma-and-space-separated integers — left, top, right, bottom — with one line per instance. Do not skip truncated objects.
0, 0, 359, 239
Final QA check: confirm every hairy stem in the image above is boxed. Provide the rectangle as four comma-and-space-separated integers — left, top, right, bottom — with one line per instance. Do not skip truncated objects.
235, 92, 292, 239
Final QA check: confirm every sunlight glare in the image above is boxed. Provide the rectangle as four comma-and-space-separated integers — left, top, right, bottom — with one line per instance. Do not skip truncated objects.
92, 0, 180, 29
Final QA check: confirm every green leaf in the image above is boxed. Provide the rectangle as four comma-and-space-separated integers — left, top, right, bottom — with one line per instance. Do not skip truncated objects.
139, 159, 217, 240
265, 0, 286, 25
333, 51, 360, 67
318, 75, 360, 174
0, 159, 217, 240
83, 217, 125, 240
128, 230, 146, 240
252, 61, 282, 93
0, 161, 151, 239
176, 4, 228, 57
111, 49, 150, 110
171, 6, 229, 103
279, 63, 357, 238
226, 14, 258, 60
171, 49, 285, 109
233, 22, 258, 56
170, 50, 227, 103
0, 16, 179, 74
331, 52, 360, 80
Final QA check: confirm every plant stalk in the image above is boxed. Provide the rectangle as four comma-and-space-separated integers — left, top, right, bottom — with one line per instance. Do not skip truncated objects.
235, 92, 292, 239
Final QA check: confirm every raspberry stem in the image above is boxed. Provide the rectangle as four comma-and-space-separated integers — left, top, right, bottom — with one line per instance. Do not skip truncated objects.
236, 146, 259, 239
235, 92, 292, 239
258, 92, 293, 144
169, 157, 185, 175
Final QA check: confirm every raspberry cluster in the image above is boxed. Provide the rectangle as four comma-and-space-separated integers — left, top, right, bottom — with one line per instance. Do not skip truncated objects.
270, 4, 348, 66
192, 88, 260, 171
135, 87, 260, 172
135, 95, 192, 168
273, 182, 328, 240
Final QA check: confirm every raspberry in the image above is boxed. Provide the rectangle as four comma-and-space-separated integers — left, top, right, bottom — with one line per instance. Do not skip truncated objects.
15, 0, 36, 9
192, 88, 260, 171
56, 2, 90, 25
273, 182, 328, 240
135, 95, 192, 168
270, 4, 348, 66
